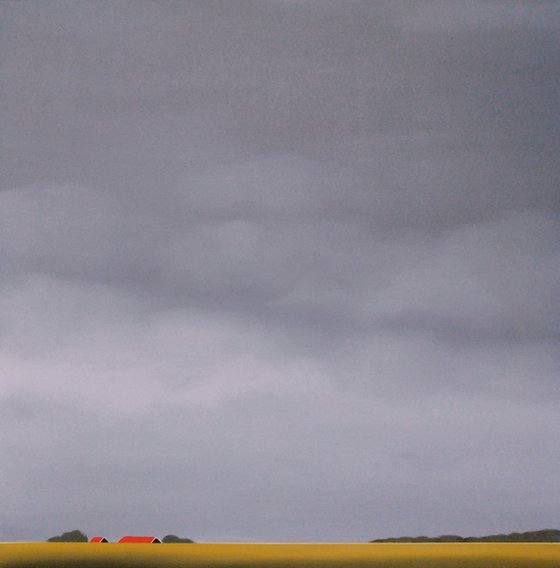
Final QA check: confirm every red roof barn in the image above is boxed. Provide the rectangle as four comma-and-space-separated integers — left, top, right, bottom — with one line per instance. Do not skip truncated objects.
90, 536, 109, 543
118, 536, 161, 544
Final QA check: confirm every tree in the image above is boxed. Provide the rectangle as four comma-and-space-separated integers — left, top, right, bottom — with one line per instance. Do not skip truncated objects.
162, 534, 195, 543
47, 529, 88, 542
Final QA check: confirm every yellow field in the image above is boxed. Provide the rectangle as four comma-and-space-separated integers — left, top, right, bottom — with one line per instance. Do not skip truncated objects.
1, 542, 559, 567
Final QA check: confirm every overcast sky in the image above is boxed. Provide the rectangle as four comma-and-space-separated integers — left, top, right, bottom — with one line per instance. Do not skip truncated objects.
1, 0, 559, 543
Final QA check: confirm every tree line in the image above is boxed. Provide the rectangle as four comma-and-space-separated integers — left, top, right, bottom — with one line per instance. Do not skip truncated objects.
47, 530, 194, 543
370, 529, 560, 543
47, 528, 560, 543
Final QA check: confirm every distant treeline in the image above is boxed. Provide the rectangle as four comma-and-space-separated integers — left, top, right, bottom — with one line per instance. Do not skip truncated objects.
47, 530, 194, 543
370, 529, 560, 543
46, 528, 560, 544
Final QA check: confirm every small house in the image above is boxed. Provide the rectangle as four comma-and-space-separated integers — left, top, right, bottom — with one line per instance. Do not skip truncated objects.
118, 536, 161, 543
89, 536, 109, 543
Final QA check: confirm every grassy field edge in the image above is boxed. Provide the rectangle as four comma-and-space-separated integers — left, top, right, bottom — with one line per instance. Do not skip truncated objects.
1, 542, 559, 567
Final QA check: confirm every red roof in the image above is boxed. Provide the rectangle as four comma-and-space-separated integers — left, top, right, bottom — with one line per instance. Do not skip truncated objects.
118, 536, 161, 544
90, 536, 109, 543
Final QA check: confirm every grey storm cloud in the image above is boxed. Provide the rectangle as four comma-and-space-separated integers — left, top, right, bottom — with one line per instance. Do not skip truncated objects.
1, 0, 559, 543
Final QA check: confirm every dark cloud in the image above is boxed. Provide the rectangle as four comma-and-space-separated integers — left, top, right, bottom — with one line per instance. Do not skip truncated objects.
1, 0, 558, 542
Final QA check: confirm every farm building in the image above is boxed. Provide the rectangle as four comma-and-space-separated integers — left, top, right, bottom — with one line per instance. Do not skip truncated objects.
89, 536, 109, 543
118, 536, 161, 543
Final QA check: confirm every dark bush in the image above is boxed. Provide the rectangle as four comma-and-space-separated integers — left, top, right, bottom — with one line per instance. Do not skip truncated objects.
47, 529, 88, 542
162, 534, 195, 543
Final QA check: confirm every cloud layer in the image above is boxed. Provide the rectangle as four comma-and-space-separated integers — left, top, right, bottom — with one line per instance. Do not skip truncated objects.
1, 1, 559, 542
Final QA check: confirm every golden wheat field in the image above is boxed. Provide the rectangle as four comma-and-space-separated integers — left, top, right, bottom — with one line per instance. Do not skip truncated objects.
1, 542, 559, 568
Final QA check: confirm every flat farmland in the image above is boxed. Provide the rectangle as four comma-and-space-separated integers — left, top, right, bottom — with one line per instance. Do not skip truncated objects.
1, 543, 559, 568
